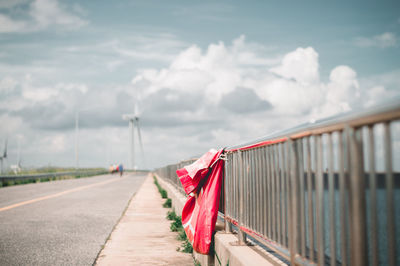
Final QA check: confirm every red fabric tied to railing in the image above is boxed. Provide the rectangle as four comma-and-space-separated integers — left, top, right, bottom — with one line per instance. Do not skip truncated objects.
177, 149, 224, 255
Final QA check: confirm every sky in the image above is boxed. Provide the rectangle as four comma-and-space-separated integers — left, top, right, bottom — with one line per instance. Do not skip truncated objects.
0, 0, 399, 170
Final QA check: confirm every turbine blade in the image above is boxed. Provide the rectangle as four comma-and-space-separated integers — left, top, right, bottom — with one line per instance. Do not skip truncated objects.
136, 119, 146, 169
3, 139, 7, 158
134, 101, 140, 117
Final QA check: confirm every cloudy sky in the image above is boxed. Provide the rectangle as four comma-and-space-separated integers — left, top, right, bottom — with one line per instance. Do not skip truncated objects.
0, 0, 399, 170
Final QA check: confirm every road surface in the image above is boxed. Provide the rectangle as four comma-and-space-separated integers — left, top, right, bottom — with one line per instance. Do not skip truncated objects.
0, 173, 146, 265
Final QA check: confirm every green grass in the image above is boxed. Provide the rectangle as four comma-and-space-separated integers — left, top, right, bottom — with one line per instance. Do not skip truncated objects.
163, 198, 172, 208
1, 169, 107, 188
181, 239, 193, 253
160, 189, 168, 198
155, 176, 193, 254
177, 228, 187, 241
170, 215, 182, 232
153, 176, 168, 198
167, 210, 178, 220
166, 210, 193, 254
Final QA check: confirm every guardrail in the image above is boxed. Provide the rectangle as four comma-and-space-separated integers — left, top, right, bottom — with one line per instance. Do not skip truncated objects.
0, 170, 108, 186
155, 159, 197, 194
155, 100, 400, 266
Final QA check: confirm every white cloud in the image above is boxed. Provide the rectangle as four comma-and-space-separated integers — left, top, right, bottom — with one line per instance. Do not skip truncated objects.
132, 36, 394, 128
354, 32, 397, 48
30, 0, 87, 29
0, 114, 24, 138
363, 86, 386, 107
22, 82, 88, 104
41, 134, 66, 153
0, 0, 29, 9
0, 76, 18, 94
312, 65, 361, 118
270, 47, 320, 85
0, 14, 27, 33
133, 36, 278, 104
107, 60, 125, 72
0, 0, 88, 33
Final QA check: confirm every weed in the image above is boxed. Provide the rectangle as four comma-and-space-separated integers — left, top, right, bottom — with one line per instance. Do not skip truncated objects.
170, 216, 182, 232
156, 175, 192, 254
153, 176, 168, 198
177, 228, 187, 241
160, 189, 168, 198
163, 198, 172, 208
166, 210, 177, 221
181, 239, 193, 253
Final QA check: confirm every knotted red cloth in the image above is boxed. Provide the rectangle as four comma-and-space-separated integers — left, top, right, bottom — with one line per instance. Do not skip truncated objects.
176, 149, 224, 254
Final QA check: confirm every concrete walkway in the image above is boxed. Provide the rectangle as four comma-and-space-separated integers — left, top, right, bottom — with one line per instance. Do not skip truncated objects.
95, 174, 194, 266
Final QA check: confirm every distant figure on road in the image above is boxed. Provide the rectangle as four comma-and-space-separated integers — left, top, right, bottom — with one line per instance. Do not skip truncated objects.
118, 164, 124, 176
109, 164, 119, 174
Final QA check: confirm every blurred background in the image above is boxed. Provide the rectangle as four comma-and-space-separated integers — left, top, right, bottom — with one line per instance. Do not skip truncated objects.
0, 0, 399, 171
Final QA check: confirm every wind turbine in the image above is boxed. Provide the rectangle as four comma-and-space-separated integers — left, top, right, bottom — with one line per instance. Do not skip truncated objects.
75, 110, 79, 169
0, 139, 8, 174
122, 105, 145, 170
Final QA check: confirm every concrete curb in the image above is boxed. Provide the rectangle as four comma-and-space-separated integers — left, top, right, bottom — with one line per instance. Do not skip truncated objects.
154, 174, 277, 266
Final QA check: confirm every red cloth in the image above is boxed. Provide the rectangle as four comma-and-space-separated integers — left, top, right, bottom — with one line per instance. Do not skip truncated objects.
177, 149, 224, 254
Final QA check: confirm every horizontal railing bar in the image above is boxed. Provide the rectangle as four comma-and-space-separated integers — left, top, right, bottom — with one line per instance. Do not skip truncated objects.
224, 215, 292, 262
227, 100, 400, 151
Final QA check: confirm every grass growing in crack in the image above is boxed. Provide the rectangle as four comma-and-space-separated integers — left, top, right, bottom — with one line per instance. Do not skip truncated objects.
153, 176, 168, 198
177, 228, 187, 241
156, 179, 193, 254
167, 210, 178, 220
163, 198, 172, 208
160, 190, 168, 199
166, 210, 193, 254
170, 215, 182, 232
181, 239, 193, 253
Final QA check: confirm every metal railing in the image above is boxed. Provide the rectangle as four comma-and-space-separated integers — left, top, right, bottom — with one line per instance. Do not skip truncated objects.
155, 159, 197, 194
156, 100, 400, 266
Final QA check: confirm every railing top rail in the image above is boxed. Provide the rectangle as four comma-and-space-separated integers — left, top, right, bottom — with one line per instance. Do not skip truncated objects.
228, 98, 400, 151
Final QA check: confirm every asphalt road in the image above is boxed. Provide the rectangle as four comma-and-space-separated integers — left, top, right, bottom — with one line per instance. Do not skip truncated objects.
0, 173, 147, 266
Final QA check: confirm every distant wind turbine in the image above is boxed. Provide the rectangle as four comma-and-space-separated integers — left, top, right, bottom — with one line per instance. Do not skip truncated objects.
0, 139, 8, 174
122, 104, 145, 170
75, 110, 79, 169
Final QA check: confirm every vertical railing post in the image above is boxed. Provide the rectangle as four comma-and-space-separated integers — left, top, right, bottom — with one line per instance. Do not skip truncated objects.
306, 136, 315, 262
367, 125, 378, 266
338, 130, 348, 266
384, 122, 396, 266
224, 154, 232, 233
315, 134, 325, 265
328, 133, 337, 266
289, 138, 299, 265
238, 150, 247, 244
348, 127, 367, 266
